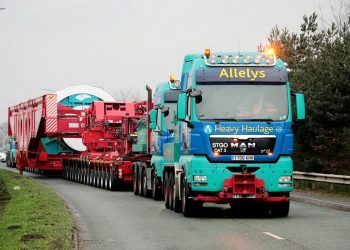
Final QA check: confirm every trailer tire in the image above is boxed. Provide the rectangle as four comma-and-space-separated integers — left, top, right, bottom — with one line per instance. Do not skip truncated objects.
270, 201, 290, 217
103, 169, 108, 189
151, 170, 161, 200
110, 175, 119, 191
106, 171, 111, 190
164, 172, 170, 208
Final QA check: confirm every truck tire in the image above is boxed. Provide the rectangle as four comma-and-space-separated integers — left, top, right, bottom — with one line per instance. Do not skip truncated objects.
151, 170, 161, 200
168, 172, 174, 210
181, 177, 196, 217
133, 164, 139, 195
170, 172, 181, 213
142, 168, 150, 197
270, 201, 290, 217
164, 172, 170, 208
138, 168, 144, 196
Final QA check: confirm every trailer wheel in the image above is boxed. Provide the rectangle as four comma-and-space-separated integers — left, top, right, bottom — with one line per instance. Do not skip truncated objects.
103, 169, 108, 189
110, 174, 119, 191
133, 164, 139, 195
164, 172, 170, 208
99, 168, 103, 188
67, 162, 72, 180
106, 170, 111, 190
151, 170, 161, 200
92, 168, 96, 187
270, 201, 290, 217
86, 168, 91, 186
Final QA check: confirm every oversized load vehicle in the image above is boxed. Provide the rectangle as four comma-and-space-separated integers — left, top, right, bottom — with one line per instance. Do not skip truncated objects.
8, 85, 114, 174
62, 98, 151, 190
138, 49, 306, 217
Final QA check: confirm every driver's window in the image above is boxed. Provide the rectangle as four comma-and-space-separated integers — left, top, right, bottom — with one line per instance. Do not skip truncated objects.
164, 103, 176, 131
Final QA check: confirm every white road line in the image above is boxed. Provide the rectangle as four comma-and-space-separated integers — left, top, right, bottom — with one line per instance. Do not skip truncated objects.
263, 232, 285, 240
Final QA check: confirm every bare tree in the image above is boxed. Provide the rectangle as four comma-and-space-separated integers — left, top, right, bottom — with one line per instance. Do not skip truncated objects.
113, 88, 144, 102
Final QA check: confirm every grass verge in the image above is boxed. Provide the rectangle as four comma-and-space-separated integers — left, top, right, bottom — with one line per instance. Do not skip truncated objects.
295, 180, 350, 198
0, 169, 74, 250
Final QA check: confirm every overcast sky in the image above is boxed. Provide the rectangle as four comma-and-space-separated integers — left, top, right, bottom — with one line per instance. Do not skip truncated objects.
0, 0, 337, 122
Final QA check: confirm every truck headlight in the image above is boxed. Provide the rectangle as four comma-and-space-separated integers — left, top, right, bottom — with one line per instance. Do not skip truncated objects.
279, 176, 292, 182
193, 175, 207, 182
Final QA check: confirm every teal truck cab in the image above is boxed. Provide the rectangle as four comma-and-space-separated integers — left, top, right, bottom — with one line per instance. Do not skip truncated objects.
132, 81, 180, 200
165, 49, 305, 217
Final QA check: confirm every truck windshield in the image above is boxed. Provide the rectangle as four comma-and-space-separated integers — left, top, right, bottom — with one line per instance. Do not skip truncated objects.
196, 83, 288, 121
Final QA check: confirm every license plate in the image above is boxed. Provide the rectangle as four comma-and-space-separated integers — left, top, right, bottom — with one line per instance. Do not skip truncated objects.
233, 194, 256, 199
232, 155, 254, 161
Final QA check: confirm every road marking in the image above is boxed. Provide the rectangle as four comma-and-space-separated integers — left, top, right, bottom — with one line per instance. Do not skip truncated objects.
263, 232, 285, 240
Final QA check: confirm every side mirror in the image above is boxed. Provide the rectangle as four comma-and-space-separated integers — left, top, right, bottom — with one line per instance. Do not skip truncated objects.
150, 109, 157, 123
295, 93, 306, 120
177, 93, 187, 121
190, 89, 202, 97
162, 106, 170, 117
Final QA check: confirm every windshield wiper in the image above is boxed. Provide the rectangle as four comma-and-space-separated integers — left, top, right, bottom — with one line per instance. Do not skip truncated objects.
237, 118, 274, 123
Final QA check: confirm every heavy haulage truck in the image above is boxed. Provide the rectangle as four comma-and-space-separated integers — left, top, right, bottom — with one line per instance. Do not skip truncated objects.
134, 49, 306, 217
7, 48, 306, 218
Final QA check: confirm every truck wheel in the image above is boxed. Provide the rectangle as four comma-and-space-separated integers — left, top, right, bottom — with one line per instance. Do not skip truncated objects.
164, 172, 170, 208
171, 173, 181, 213
270, 201, 290, 217
151, 170, 161, 200
181, 177, 194, 217
138, 168, 144, 196
168, 172, 174, 210
133, 165, 139, 195
142, 168, 150, 197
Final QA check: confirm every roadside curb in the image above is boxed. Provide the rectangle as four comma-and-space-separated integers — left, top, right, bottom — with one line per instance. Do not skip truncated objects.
291, 194, 350, 212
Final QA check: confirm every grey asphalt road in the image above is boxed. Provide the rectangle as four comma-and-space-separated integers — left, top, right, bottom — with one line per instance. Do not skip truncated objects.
1, 164, 350, 250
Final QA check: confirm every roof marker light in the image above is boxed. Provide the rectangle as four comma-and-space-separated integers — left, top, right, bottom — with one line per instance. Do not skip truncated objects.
232, 55, 240, 63
221, 55, 229, 64
243, 55, 251, 64
204, 48, 211, 58
254, 55, 262, 64
170, 74, 175, 82
209, 54, 217, 64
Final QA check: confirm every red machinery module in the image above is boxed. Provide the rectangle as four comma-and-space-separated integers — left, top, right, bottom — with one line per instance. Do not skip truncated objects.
62, 99, 152, 190
8, 94, 86, 174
